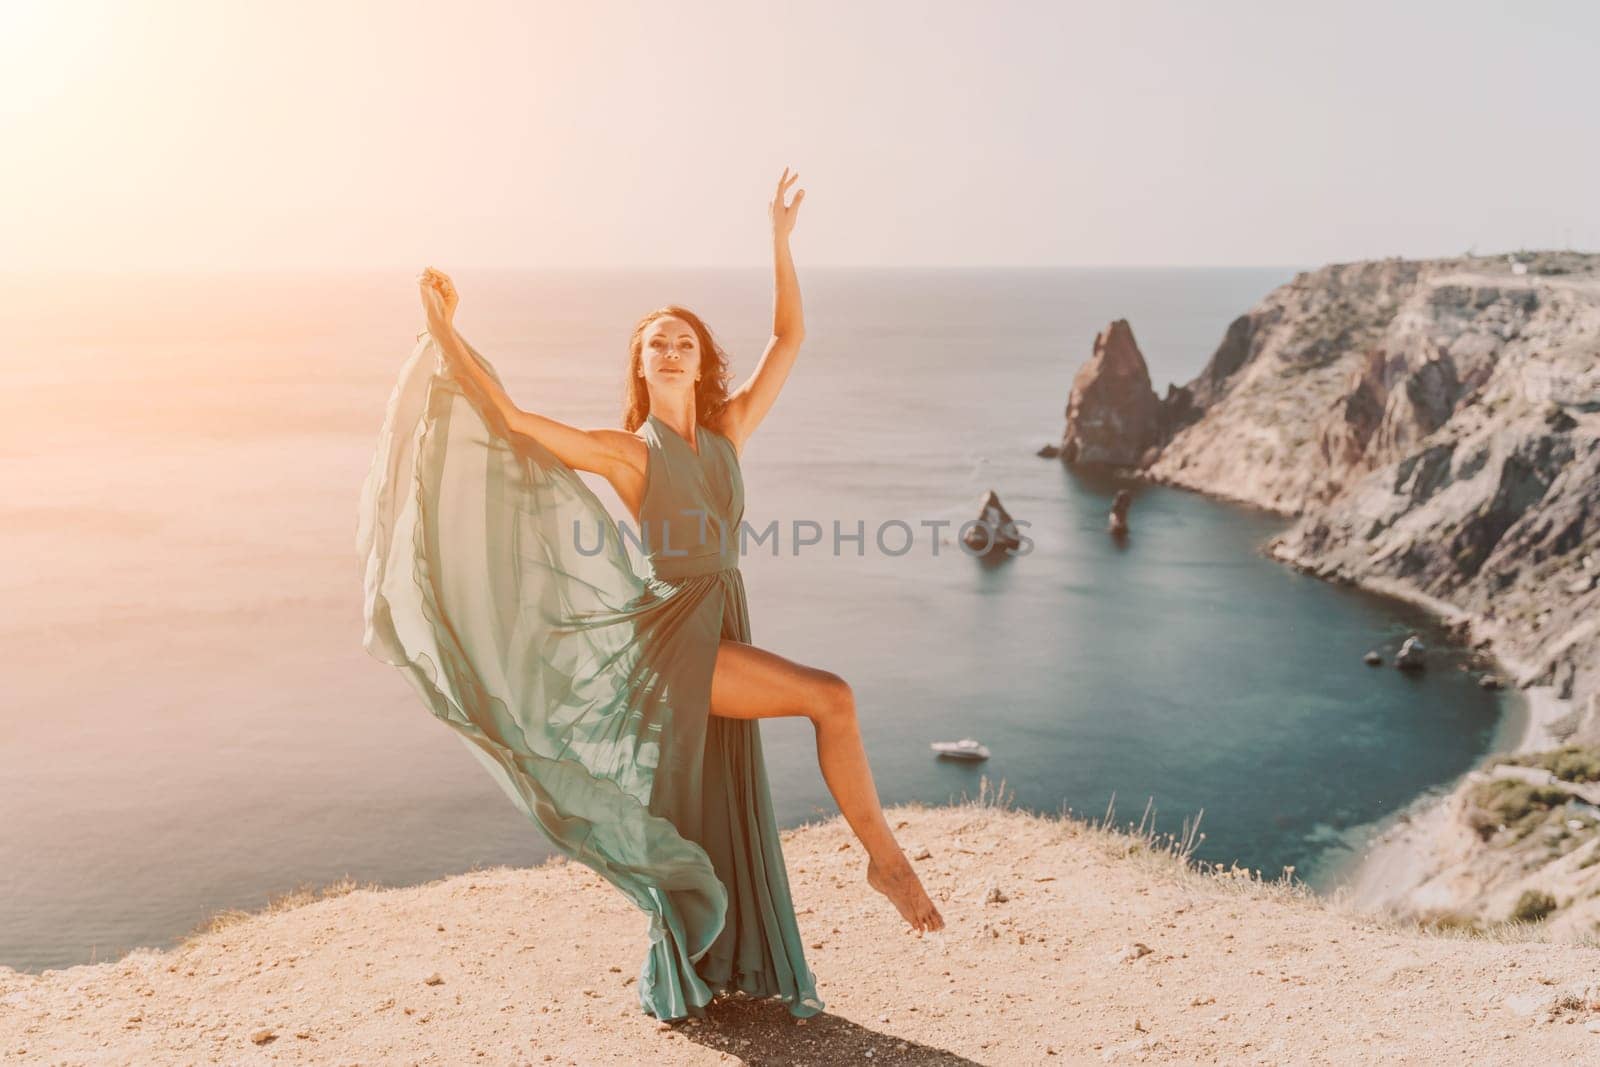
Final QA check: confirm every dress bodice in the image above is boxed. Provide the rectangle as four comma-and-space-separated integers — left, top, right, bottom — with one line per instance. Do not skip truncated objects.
634, 412, 745, 579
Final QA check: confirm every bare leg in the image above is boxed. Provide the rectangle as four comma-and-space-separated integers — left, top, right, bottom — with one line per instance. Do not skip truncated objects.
709, 638, 945, 933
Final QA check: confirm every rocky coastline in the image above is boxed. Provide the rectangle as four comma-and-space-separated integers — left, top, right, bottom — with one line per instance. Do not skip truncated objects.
1056, 251, 1600, 938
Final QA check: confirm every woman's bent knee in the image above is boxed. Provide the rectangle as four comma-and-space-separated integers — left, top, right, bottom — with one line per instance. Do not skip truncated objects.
809, 671, 855, 728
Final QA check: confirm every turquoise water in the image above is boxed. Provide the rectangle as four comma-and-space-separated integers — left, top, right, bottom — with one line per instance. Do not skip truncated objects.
0, 267, 1507, 971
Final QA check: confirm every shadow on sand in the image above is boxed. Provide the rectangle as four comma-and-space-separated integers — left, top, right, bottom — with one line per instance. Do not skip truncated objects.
672, 994, 979, 1065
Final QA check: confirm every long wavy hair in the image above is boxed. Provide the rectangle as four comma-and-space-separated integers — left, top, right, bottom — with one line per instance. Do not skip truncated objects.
621, 305, 734, 433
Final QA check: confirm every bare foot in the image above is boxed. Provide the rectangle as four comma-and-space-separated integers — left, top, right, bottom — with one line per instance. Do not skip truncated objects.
866, 853, 945, 933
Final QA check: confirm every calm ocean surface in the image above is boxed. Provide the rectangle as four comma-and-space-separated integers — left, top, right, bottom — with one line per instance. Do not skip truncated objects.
0, 267, 1515, 971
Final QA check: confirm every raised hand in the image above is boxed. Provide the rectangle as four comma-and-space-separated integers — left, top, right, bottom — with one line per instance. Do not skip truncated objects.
418, 266, 459, 331
769, 167, 805, 240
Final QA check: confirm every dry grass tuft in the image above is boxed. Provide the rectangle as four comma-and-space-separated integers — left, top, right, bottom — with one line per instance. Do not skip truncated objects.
179, 876, 385, 946
946, 777, 1319, 908
939, 779, 1600, 947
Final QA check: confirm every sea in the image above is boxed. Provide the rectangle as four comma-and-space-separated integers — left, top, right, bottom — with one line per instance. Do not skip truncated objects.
0, 267, 1518, 972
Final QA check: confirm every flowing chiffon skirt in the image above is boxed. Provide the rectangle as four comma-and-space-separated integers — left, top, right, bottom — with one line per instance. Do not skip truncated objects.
356, 331, 823, 1020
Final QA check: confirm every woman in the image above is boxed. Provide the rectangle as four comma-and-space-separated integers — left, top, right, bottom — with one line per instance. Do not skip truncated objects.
358, 168, 942, 1024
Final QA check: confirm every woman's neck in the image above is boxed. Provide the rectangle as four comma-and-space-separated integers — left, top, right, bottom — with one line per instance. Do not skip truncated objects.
649, 396, 699, 449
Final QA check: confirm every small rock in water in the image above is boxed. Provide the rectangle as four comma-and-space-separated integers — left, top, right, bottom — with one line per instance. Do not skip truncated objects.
1363, 650, 1382, 666
1395, 636, 1427, 671
1479, 674, 1504, 690
963, 490, 1023, 556
1037, 443, 1061, 458
1108, 490, 1132, 538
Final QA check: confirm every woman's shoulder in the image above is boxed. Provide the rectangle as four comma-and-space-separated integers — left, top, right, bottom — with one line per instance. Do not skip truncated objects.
594, 424, 649, 446
629, 412, 661, 442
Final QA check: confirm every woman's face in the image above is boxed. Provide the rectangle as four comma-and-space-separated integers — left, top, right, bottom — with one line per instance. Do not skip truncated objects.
638, 316, 702, 393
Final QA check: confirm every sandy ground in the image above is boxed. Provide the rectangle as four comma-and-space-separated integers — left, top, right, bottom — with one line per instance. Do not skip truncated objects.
5, 802, 1600, 1066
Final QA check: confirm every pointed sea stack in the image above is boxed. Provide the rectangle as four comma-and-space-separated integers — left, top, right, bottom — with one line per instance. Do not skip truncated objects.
964, 489, 1023, 556
1060, 320, 1164, 468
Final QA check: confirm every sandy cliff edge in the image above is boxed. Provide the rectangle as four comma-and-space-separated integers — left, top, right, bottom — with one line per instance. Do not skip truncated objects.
5, 801, 1600, 1065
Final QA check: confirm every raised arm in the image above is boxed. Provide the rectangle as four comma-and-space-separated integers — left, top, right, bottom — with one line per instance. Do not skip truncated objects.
719, 168, 806, 452
418, 268, 638, 479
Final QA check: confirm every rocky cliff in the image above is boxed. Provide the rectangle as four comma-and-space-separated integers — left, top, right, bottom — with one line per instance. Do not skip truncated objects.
1059, 251, 1600, 933
1126, 251, 1599, 740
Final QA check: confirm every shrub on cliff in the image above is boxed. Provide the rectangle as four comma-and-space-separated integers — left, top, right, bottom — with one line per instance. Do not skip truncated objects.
1547, 746, 1600, 784
1496, 745, 1600, 784
1510, 889, 1559, 923
1465, 779, 1569, 841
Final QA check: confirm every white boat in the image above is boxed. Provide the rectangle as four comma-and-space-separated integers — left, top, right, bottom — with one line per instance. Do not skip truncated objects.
931, 738, 991, 761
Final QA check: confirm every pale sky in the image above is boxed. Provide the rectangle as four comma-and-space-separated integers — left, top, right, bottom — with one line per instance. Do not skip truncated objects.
3, 0, 1597, 270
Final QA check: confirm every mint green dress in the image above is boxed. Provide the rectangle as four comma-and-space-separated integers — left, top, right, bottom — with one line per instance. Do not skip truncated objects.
357, 330, 823, 1022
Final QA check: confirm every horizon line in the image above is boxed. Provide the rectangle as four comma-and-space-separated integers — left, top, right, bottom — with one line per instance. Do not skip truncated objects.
8, 250, 1594, 275
0, 261, 1360, 275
